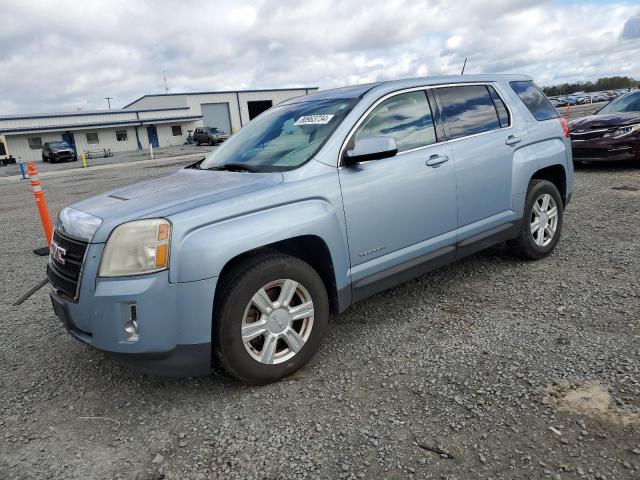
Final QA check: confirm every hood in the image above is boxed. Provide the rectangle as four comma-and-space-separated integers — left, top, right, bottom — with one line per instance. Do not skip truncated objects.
569, 111, 640, 130
69, 167, 283, 242
51, 147, 74, 152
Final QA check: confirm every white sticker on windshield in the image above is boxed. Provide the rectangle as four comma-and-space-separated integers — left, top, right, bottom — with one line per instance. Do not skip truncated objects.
294, 114, 334, 126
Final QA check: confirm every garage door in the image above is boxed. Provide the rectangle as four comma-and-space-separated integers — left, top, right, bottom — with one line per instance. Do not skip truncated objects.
201, 103, 232, 134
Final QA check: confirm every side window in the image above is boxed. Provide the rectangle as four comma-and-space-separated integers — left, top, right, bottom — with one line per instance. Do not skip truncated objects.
86, 132, 99, 144
28, 137, 43, 150
487, 85, 510, 128
510, 81, 559, 121
355, 90, 437, 153
437, 86, 501, 140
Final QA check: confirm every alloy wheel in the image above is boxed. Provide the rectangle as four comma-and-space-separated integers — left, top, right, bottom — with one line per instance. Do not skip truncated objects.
530, 193, 558, 247
241, 279, 315, 365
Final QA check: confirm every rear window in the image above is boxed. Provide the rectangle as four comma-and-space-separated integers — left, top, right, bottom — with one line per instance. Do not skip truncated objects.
437, 85, 501, 140
510, 81, 559, 121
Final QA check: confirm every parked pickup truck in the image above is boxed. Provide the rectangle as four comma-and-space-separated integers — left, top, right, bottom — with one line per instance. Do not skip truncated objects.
48, 75, 573, 384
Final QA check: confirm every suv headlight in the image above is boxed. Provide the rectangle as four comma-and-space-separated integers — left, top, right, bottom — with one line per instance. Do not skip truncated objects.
99, 219, 171, 277
604, 124, 640, 138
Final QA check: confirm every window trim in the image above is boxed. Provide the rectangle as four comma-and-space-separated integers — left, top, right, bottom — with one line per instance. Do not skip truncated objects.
486, 85, 511, 129
338, 82, 514, 167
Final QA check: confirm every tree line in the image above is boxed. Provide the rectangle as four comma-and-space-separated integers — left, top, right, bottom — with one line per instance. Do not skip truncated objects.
542, 76, 639, 96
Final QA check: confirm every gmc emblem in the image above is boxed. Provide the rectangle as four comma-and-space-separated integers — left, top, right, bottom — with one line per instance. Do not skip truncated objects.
50, 241, 67, 265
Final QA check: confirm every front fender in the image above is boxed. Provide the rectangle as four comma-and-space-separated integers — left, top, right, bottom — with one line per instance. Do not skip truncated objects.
168, 200, 350, 290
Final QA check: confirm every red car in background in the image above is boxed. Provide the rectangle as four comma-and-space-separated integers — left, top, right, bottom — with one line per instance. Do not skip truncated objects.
569, 90, 640, 163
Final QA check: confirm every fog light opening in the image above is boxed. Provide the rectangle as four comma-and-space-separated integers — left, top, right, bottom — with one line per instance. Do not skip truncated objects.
125, 305, 139, 342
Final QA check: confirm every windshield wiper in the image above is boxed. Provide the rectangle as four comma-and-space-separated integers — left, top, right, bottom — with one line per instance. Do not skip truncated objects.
185, 158, 206, 169
206, 163, 258, 173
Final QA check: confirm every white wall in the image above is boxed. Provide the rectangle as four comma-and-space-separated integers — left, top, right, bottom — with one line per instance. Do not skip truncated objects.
5, 121, 199, 162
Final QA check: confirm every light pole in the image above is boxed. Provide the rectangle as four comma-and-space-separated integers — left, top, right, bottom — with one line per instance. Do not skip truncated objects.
104, 97, 113, 109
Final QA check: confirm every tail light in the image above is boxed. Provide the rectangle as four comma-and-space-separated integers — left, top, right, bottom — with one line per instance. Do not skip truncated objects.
559, 117, 571, 139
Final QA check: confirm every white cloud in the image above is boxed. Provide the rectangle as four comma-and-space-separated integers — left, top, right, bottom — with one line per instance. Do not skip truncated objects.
1, 0, 639, 114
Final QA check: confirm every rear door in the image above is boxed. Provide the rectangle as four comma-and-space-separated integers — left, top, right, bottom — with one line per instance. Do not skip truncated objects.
339, 89, 457, 299
433, 84, 524, 250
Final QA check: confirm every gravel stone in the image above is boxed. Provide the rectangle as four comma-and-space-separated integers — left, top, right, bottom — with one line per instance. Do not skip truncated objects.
0, 156, 639, 479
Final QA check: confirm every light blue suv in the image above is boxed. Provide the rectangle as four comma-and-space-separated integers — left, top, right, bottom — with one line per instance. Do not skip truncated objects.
48, 75, 573, 384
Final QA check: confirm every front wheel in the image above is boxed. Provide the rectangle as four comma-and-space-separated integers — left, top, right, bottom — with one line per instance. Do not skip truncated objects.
213, 253, 329, 384
508, 179, 564, 260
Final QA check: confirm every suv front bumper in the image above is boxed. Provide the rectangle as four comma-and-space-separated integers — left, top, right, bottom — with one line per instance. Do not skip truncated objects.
49, 248, 218, 377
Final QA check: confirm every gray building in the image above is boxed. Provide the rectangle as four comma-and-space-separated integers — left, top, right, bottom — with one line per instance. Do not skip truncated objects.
123, 87, 318, 134
0, 87, 318, 162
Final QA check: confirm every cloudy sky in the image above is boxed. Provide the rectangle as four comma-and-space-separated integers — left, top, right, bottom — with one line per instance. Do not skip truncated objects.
1, 0, 639, 114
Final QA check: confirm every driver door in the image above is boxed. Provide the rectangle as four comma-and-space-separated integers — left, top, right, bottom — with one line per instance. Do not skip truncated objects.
338, 89, 458, 300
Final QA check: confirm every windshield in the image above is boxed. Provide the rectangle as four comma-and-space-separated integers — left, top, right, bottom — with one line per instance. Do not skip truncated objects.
598, 92, 640, 114
49, 142, 70, 148
200, 98, 357, 172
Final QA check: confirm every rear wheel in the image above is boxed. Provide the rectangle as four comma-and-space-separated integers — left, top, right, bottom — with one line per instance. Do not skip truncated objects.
213, 253, 329, 384
508, 179, 564, 260
208, 138, 214, 146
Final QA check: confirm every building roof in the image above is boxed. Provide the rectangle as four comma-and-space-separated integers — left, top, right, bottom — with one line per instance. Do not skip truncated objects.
0, 115, 203, 135
0, 107, 191, 122
122, 87, 319, 108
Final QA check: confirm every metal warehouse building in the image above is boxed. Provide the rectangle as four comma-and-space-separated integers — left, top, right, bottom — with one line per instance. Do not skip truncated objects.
0, 87, 318, 162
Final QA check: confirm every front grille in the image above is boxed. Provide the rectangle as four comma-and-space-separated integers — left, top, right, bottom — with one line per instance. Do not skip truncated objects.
47, 230, 88, 301
573, 144, 634, 158
572, 147, 609, 158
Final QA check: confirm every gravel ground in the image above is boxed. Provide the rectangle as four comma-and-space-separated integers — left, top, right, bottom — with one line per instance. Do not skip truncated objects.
0, 156, 639, 480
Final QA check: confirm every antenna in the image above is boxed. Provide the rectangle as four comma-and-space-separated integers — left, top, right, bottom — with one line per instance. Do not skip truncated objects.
104, 97, 113, 109
163, 70, 169, 94
461, 57, 468, 75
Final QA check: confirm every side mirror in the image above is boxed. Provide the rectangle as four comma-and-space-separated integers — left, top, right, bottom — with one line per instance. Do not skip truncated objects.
342, 136, 398, 166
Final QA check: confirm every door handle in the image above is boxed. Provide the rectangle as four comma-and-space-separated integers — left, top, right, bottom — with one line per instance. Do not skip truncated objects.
426, 154, 449, 167
505, 135, 522, 146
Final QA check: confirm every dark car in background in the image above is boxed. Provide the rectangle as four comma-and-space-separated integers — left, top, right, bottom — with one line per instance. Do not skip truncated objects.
42, 141, 77, 163
569, 90, 640, 162
193, 127, 229, 146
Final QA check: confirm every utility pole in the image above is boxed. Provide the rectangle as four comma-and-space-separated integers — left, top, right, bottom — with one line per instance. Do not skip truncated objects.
104, 97, 113, 109
164, 70, 169, 94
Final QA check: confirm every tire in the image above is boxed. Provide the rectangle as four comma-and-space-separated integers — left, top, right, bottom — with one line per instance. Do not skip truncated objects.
195, 141, 201, 146
42, 156, 48, 162
213, 253, 329, 384
208, 138, 214, 146
508, 179, 564, 260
